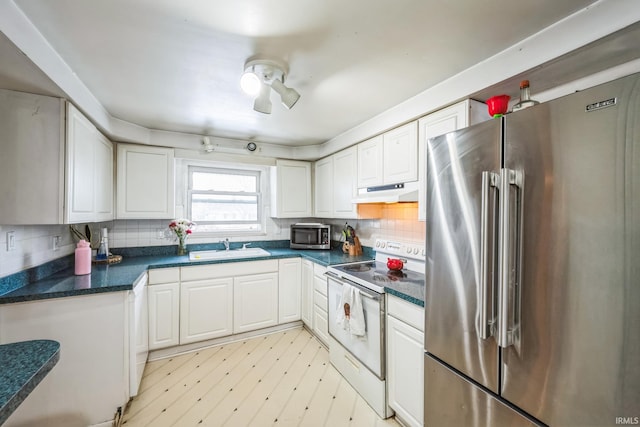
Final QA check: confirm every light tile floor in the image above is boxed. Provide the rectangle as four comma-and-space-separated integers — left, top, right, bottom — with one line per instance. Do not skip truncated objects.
123, 328, 400, 426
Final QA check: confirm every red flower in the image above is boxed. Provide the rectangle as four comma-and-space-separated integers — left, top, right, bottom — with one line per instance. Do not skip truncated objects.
186, 229, 193, 234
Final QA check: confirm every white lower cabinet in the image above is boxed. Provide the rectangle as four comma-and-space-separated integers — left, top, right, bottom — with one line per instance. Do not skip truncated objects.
278, 258, 302, 324
180, 277, 233, 344
234, 272, 279, 334
312, 263, 330, 346
386, 295, 425, 427
147, 267, 180, 350
301, 259, 314, 328
0, 292, 128, 427
148, 282, 180, 350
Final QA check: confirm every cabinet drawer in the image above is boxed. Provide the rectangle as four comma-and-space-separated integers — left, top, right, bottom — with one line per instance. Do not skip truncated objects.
181, 260, 278, 281
387, 294, 424, 332
148, 267, 180, 285
313, 274, 327, 296
313, 263, 326, 278
314, 289, 328, 312
313, 306, 329, 346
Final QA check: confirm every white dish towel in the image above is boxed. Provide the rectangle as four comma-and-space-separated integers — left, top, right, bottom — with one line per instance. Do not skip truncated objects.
335, 283, 366, 337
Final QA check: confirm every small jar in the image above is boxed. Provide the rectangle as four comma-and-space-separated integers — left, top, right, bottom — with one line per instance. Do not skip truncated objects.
75, 239, 92, 275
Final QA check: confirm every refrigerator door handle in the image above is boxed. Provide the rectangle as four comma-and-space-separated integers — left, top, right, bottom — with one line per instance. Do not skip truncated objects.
479, 171, 499, 339
497, 168, 524, 350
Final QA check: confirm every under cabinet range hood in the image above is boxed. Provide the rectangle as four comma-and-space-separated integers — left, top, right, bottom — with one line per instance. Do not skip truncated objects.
351, 181, 419, 204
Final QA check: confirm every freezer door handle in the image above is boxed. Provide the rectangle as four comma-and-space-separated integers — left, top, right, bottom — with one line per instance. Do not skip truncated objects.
497, 168, 524, 350
479, 171, 499, 339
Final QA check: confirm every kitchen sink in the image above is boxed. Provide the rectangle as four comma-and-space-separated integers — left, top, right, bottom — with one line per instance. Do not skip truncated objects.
188, 248, 271, 261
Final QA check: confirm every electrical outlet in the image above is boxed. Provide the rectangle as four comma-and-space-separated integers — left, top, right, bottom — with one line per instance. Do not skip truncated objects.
156, 229, 165, 239
6, 231, 15, 251
52, 235, 60, 251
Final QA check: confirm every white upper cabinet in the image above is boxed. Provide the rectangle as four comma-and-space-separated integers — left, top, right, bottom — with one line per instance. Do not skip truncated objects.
94, 132, 115, 222
314, 156, 333, 218
357, 135, 384, 188
356, 122, 418, 189
332, 147, 358, 218
383, 121, 418, 185
116, 143, 175, 219
270, 159, 313, 218
0, 90, 114, 224
418, 99, 491, 221
65, 103, 114, 224
314, 146, 358, 219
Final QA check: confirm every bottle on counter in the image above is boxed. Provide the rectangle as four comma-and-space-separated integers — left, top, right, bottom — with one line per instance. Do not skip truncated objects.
75, 239, 91, 275
511, 80, 540, 112
96, 228, 109, 260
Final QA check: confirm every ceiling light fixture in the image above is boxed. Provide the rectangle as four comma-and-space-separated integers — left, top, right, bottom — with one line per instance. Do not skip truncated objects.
240, 57, 300, 114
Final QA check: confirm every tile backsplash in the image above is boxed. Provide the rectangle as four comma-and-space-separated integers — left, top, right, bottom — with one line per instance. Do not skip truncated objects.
0, 203, 425, 279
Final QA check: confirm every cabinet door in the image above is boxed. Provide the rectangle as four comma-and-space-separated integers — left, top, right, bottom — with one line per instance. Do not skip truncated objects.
148, 282, 180, 350
233, 272, 279, 334
94, 131, 114, 222
0, 89, 64, 224
357, 135, 383, 188
383, 121, 418, 184
278, 258, 302, 324
271, 159, 312, 218
418, 100, 490, 220
180, 278, 233, 345
332, 146, 358, 218
117, 143, 175, 219
387, 315, 424, 427
66, 103, 96, 223
301, 260, 314, 328
314, 156, 333, 217
313, 304, 330, 346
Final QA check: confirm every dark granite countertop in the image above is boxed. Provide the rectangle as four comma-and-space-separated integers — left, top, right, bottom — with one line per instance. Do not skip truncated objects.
0, 246, 375, 304
384, 281, 425, 307
0, 340, 60, 425
0, 241, 424, 307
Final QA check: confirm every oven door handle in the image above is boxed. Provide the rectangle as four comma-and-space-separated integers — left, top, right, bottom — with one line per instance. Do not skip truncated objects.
325, 273, 381, 301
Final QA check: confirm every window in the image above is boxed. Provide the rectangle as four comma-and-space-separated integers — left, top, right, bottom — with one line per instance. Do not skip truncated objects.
187, 166, 262, 234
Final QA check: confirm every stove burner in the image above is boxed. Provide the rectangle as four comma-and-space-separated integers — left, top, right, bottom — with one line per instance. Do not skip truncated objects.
343, 264, 372, 273
387, 270, 407, 279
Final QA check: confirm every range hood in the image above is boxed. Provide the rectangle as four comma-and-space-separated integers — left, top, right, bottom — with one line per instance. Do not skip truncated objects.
351, 181, 419, 204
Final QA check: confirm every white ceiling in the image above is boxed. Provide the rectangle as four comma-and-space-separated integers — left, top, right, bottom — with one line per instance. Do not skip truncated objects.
3, 0, 603, 146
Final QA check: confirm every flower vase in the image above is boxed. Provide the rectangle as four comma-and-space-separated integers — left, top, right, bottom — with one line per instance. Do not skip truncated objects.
177, 236, 187, 256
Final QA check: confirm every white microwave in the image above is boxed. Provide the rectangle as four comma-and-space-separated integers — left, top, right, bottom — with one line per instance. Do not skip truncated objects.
290, 223, 331, 250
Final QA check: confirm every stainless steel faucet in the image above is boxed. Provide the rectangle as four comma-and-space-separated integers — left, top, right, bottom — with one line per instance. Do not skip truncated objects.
220, 238, 230, 251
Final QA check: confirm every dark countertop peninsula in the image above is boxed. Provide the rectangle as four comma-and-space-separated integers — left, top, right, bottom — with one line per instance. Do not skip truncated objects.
0, 340, 60, 425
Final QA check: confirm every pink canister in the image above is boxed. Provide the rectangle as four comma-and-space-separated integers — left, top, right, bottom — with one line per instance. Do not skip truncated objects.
75, 239, 91, 275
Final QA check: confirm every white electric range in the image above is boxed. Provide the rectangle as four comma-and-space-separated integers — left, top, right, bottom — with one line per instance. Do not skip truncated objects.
325, 239, 425, 419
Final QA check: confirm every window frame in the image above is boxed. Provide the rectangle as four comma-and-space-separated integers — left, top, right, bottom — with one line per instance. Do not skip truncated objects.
186, 165, 264, 236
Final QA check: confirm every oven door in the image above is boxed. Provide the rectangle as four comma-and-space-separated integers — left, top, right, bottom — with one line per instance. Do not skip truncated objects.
327, 275, 385, 379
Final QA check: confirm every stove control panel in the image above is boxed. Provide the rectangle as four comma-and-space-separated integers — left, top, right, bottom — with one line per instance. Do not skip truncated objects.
374, 239, 426, 261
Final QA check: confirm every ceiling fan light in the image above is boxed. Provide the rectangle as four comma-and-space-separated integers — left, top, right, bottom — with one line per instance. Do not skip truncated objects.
271, 78, 300, 109
253, 83, 272, 114
240, 71, 261, 96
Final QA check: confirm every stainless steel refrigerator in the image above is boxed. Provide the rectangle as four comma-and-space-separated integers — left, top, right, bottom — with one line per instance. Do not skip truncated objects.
424, 72, 640, 426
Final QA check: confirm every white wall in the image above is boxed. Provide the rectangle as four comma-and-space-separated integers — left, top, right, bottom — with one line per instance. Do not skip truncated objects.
0, 206, 424, 279
0, 224, 75, 278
